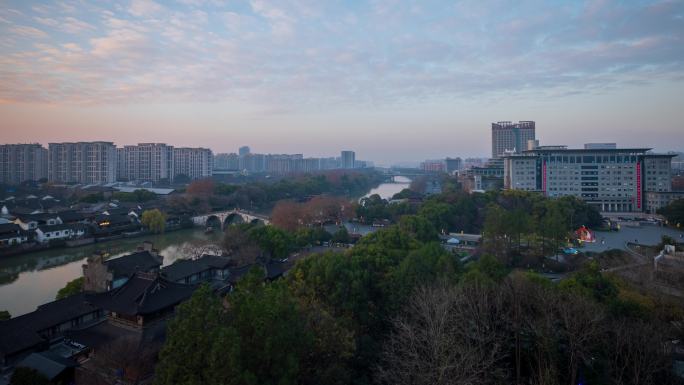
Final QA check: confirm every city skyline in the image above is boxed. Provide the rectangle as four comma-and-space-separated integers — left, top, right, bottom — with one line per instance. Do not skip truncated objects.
1, 0, 683, 163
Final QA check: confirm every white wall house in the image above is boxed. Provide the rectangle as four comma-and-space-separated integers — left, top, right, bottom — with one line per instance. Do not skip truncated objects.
35, 224, 86, 243
0, 224, 29, 246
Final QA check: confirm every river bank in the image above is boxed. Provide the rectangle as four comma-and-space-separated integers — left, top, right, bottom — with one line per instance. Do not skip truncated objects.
0, 228, 222, 317
0, 179, 412, 317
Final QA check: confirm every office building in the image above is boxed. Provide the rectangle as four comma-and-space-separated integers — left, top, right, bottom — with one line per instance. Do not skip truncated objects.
341, 151, 356, 169
0, 144, 48, 184
584, 143, 617, 150
491, 121, 536, 158
48, 142, 117, 184
173, 147, 213, 180
118, 143, 174, 182
503, 146, 674, 212
239, 146, 251, 157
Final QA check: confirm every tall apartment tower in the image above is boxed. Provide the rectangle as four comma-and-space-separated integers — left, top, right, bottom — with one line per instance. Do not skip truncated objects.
491, 121, 536, 158
118, 143, 174, 182
48, 142, 117, 184
173, 147, 213, 180
239, 146, 251, 157
341, 151, 356, 169
0, 144, 48, 184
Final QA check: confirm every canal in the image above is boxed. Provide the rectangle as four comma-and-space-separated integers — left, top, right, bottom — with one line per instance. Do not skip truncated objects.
363, 176, 411, 200
0, 177, 413, 317
0, 228, 223, 317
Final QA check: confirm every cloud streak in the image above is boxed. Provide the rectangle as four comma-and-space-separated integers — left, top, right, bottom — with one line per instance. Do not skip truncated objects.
0, 0, 682, 110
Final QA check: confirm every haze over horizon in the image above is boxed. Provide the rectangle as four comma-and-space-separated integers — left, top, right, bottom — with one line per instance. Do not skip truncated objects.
1, 0, 683, 164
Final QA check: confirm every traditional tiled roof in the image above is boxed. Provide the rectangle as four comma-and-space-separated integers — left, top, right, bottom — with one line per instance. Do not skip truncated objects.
0, 293, 101, 359
16, 351, 77, 380
104, 251, 162, 280
37, 223, 88, 233
0, 223, 23, 235
160, 255, 231, 282
87, 273, 196, 316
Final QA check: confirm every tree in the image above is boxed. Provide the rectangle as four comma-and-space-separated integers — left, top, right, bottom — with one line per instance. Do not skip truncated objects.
141, 209, 167, 234
398, 215, 438, 243
155, 284, 240, 385
223, 224, 262, 265
271, 200, 304, 231
658, 198, 684, 227
483, 203, 511, 262
56, 277, 84, 300
228, 274, 313, 385
10, 367, 50, 385
377, 282, 510, 385
0, 310, 10, 320
248, 225, 295, 259
187, 178, 215, 197
331, 226, 350, 244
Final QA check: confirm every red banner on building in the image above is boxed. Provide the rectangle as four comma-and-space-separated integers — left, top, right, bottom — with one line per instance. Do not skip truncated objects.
636, 162, 641, 210
542, 160, 547, 196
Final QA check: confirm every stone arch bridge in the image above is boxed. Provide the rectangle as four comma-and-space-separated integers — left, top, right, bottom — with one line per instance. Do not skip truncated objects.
192, 210, 270, 230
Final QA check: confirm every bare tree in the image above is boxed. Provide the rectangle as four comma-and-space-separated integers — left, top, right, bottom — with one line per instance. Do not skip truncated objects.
376, 282, 510, 385
607, 319, 673, 385
77, 337, 158, 385
554, 293, 605, 385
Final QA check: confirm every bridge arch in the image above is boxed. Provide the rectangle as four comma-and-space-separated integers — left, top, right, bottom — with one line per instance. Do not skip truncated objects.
205, 215, 221, 230
224, 213, 245, 227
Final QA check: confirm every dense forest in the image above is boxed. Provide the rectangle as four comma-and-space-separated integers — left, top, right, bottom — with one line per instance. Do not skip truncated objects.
153, 184, 683, 385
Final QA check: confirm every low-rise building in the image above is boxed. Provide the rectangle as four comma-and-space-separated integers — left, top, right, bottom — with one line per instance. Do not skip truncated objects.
35, 224, 88, 243
0, 223, 29, 246
83, 243, 163, 292
0, 293, 104, 368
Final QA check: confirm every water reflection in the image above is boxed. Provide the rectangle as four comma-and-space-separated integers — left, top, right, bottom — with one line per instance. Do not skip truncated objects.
0, 228, 223, 317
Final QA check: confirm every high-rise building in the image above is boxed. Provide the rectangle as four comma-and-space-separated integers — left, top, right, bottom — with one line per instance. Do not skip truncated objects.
118, 143, 174, 182
214, 153, 240, 170
491, 121, 536, 158
0, 144, 48, 184
445, 157, 463, 173
421, 160, 446, 173
320, 157, 340, 170
48, 142, 117, 184
266, 154, 304, 174
173, 147, 213, 180
239, 146, 251, 157
239, 153, 266, 172
503, 146, 674, 212
341, 151, 355, 169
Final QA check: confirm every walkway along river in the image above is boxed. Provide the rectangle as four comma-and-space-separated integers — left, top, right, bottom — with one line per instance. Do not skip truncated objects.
0, 178, 412, 317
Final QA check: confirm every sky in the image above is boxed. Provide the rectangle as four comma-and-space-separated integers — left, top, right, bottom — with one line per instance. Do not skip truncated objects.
0, 0, 683, 165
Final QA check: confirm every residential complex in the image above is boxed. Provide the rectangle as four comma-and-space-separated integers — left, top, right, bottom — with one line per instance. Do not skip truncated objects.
503, 146, 674, 212
212, 148, 366, 175
118, 143, 174, 182
48, 142, 117, 184
491, 121, 536, 158
341, 150, 356, 169
173, 147, 213, 180
0, 144, 48, 184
